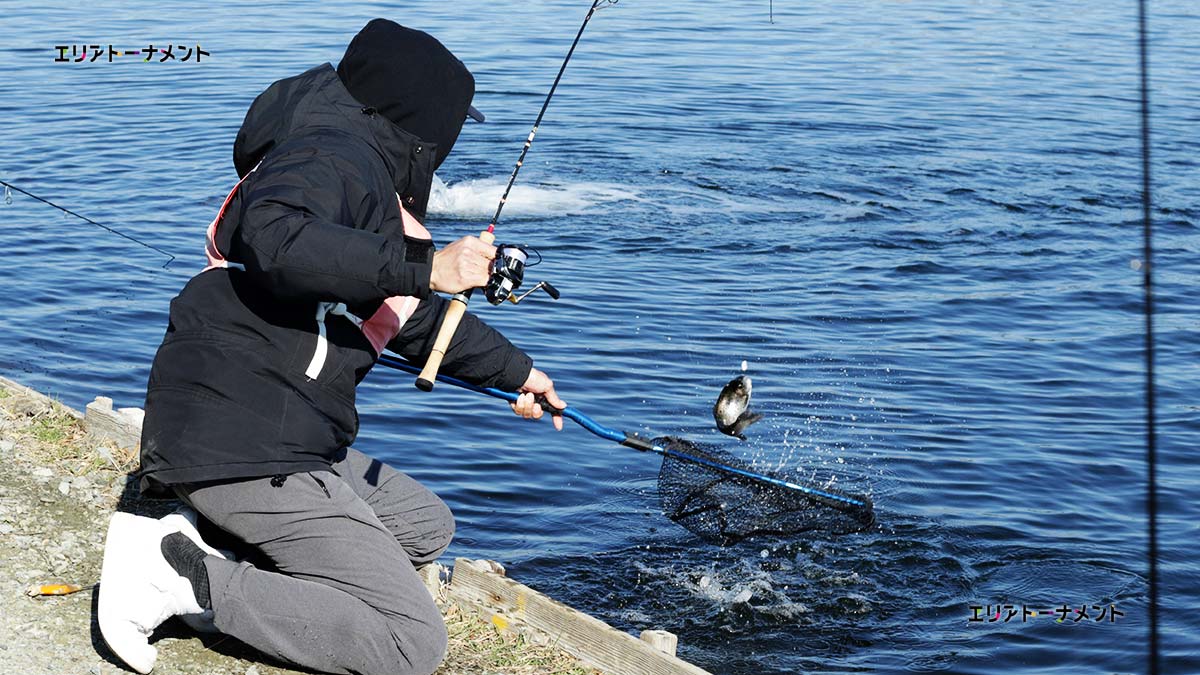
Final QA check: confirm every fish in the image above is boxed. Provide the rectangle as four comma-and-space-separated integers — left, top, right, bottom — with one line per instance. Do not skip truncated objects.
712, 375, 763, 440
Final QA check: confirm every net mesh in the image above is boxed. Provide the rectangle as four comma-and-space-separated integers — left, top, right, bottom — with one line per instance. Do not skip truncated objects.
655, 437, 874, 545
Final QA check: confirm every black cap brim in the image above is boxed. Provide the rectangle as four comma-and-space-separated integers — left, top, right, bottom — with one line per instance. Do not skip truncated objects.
467, 104, 485, 123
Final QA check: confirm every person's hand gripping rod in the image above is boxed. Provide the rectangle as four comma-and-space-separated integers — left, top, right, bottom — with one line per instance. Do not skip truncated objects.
416, 228, 496, 390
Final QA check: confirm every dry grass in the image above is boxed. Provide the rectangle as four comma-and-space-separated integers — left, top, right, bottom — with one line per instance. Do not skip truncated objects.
438, 603, 600, 675
0, 390, 137, 477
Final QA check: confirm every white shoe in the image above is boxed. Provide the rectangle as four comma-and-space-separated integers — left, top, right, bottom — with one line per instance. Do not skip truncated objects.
160, 506, 232, 634
98, 512, 205, 674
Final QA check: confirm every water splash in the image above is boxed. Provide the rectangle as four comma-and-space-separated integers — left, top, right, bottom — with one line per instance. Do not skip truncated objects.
428, 174, 637, 220
631, 556, 817, 627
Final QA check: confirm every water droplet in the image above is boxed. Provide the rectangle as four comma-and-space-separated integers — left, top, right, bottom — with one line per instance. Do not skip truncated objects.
740, 360, 748, 371
1130, 258, 1142, 270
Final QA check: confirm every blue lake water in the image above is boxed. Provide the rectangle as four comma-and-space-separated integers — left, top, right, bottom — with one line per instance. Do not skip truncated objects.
1, 1, 1197, 673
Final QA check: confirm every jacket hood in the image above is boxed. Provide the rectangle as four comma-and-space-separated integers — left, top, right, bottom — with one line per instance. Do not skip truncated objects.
336, 19, 475, 170
232, 63, 442, 212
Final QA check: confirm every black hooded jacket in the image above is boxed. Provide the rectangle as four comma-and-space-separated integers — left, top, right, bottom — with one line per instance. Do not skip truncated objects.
139, 22, 531, 494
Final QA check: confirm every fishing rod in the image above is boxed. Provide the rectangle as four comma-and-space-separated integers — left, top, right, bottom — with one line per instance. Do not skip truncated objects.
1, 179, 177, 268
415, 0, 616, 391
381, 353, 873, 516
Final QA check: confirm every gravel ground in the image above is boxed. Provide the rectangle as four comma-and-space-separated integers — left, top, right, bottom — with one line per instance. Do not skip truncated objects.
0, 378, 595, 675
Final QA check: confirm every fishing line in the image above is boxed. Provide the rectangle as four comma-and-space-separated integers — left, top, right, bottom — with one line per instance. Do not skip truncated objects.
0, 179, 177, 268
1135, 0, 1158, 672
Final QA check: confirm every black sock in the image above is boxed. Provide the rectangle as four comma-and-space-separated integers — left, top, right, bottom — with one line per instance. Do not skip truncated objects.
161, 532, 211, 610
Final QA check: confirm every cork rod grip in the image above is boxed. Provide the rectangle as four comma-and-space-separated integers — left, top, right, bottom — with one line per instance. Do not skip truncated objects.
415, 229, 496, 391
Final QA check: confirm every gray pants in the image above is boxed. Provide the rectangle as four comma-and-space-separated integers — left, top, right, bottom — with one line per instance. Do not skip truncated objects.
174, 447, 454, 675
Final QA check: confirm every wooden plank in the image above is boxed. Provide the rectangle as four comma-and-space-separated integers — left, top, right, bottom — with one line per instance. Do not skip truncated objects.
418, 561, 448, 603
640, 629, 679, 657
84, 396, 143, 449
449, 558, 711, 675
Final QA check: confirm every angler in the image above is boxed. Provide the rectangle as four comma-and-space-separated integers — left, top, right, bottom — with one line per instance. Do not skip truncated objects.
97, 19, 566, 675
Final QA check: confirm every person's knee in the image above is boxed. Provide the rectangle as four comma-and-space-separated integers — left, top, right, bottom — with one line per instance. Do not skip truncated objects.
409, 500, 455, 567
428, 501, 456, 559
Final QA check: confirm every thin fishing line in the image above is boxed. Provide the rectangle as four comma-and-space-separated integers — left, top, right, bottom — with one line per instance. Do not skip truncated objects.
1136, 0, 1158, 672
0, 179, 177, 268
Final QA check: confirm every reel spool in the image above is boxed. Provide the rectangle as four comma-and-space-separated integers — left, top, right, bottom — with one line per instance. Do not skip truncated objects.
485, 244, 560, 306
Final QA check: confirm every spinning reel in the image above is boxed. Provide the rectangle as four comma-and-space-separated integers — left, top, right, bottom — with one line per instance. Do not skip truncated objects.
484, 244, 560, 306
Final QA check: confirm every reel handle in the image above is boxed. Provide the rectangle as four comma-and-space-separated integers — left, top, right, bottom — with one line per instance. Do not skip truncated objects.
416, 229, 496, 391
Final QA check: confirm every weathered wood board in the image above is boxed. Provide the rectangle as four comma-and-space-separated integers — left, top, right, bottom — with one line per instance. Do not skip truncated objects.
449, 557, 712, 675
84, 396, 143, 449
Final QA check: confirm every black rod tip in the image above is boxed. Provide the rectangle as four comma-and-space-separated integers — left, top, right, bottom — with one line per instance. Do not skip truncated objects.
415, 378, 435, 392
